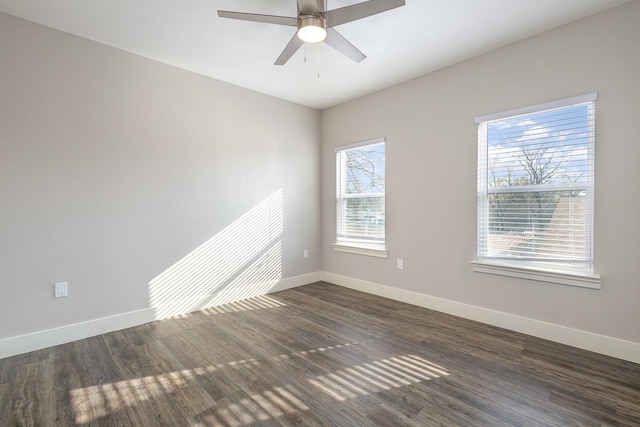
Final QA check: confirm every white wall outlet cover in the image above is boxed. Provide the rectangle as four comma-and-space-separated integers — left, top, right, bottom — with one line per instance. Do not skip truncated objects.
54, 282, 68, 298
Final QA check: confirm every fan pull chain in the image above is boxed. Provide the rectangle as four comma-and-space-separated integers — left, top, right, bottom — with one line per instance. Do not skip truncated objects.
317, 44, 321, 78
321, 1, 327, 78
302, 43, 321, 78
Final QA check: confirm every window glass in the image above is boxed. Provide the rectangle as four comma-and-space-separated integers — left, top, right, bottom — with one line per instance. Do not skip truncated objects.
336, 140, 385, 250
477, 95, 595, 273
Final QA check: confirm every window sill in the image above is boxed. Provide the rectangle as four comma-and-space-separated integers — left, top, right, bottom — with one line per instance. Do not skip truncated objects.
333, 243, 388, 258
471, 260, 601, 289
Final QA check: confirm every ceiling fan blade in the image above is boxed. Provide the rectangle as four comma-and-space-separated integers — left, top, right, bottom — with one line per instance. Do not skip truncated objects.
297, 0, 320, 15
275, 33, 304, 65
322, 0, 405, 27
324, 28, 366, 63
217, 10, 297, 26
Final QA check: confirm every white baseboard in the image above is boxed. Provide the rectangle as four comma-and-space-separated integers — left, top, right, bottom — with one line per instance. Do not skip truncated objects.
0, 272, 321, 360
320, 271, 640, 364
0, 308, 156, 360
4, 271, 636, 364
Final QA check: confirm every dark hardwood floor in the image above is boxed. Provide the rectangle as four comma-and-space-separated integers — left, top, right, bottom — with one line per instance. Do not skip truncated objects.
1, 282, 639, 426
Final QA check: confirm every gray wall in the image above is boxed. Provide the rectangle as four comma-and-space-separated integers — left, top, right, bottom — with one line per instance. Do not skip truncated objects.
320, 2, 640, 343
0, 12, 321, 339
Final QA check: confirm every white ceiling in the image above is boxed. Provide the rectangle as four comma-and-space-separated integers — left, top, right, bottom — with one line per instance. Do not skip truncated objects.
0, 0, 631, 110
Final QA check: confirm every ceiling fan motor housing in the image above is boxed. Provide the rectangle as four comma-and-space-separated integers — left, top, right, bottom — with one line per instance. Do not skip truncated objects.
297, 15, 327, 43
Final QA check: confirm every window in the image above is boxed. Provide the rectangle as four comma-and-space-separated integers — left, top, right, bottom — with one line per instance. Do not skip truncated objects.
335, 138, 386, 257
474, 94, 599, 287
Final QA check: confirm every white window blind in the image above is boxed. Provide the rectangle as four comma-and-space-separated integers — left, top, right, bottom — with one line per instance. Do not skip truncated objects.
477, 94, 595, 271
336, 138, 385, 250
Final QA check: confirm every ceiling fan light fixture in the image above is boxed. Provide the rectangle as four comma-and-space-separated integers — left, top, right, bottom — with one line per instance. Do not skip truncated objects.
297, 15, 327, 43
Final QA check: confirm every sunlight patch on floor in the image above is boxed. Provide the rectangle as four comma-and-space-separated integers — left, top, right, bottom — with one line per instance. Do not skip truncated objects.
70, 348, 449, 425
308, 354, 450, 401
200, 294, 287, 315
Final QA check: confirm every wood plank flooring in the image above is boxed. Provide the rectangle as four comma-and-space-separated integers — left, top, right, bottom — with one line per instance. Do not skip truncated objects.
1, 281, 639, 426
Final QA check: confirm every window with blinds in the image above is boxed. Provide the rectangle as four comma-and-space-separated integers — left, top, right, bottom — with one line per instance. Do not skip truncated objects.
335, 138, 385, 251
476, 94, 595, 272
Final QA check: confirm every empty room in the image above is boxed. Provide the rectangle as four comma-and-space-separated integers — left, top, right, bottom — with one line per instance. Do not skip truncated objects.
1, 0, 639, 425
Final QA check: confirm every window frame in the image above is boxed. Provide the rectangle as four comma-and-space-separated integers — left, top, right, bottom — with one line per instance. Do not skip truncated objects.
473, 94, 601, 288
334, 137, 387, 258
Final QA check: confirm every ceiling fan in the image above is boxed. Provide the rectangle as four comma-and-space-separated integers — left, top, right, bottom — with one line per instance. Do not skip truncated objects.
217, 0, 406, 65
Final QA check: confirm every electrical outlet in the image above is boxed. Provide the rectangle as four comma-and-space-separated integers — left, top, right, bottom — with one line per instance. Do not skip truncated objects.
303, 249, 309, 259
54, 282, 68, 298
396, 259, 404, 270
